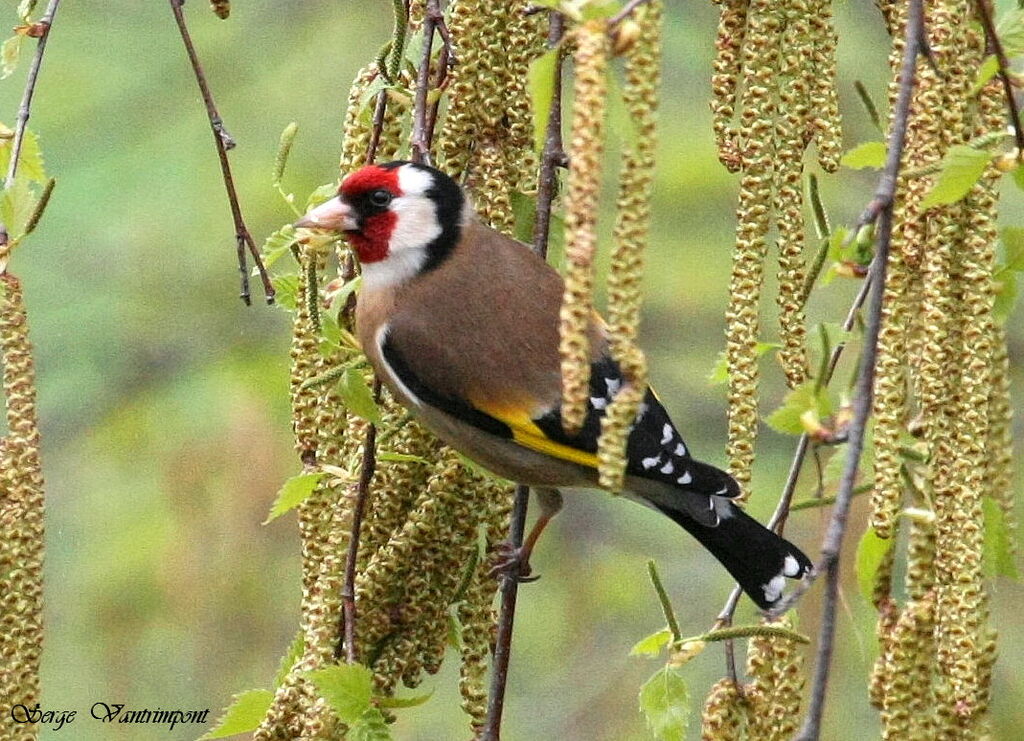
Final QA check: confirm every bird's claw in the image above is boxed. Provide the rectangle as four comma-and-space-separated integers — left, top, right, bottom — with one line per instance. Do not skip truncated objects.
488, 541, 540, 583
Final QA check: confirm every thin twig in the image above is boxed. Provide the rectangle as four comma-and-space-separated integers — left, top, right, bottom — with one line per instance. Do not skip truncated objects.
608, 0, 653, 27
0, 0, 61, 257
5, 0, 60, 191
786, 3, 924, 738
482, 483, 529, 741
365, 90, 389, 165
647, 560, 682, 641
168, 0, 274, 305
339, 381, 381, 663
337, 20, 408, 657
410, 0, 441, 164
483, 12, 565, 741
974, 0, 1024, 161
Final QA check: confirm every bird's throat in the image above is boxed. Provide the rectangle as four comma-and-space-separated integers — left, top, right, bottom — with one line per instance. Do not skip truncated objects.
347, 211, 397, 264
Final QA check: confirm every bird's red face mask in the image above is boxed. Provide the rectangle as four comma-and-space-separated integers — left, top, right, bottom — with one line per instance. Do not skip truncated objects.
294, 165, 402, 264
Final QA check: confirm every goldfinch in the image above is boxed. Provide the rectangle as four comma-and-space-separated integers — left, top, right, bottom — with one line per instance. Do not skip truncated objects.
294, 161, 812, 610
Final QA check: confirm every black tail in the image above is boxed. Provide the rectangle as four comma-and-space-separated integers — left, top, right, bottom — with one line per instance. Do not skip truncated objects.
654, 501, 813, 610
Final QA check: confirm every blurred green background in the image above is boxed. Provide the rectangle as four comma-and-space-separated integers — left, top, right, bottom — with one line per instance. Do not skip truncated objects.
3, 1, 1021, 739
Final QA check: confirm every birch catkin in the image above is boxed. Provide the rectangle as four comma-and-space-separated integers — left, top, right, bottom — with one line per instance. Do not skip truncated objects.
716, 0, 842, 499
559, 21, 609, 434
598, 1, 663, 490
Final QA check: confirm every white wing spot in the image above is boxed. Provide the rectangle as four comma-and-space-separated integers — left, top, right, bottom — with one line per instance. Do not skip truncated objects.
762, 575, 787, 604
641, 455, 661, 470
661, 424, 673, 444
591, 396, 607, 410
606, 377, 622, 396
676, 471, 693, 485
659, 461, 674, 475
783, 554, 801, 577
636, 402, 649, 421
674, 442, 687, 457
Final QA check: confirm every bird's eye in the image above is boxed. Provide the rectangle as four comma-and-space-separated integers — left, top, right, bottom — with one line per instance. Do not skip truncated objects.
369, 189, 393, 208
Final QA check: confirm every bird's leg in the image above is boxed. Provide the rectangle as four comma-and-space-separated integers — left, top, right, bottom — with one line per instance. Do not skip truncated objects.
490, 488, 564, 583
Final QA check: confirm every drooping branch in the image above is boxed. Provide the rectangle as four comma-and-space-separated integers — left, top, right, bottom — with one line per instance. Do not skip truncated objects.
410, 0, 453, 165
974, 0, 1024, 161
786, 3, 924, 738
167, 0, 274, 305
0, 0, 61, 259
483, 11, 566, 741
4, 0, 60, 191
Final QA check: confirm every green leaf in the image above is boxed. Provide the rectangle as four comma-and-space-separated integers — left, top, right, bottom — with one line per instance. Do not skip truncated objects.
264, 472, 327, 524
347, 707, 392, 741
320, 312, 342, 348
580, 0, 620, 21
994, 270, 1018, 322
841, 141, 886, 170
0, 129, 46, 185
308, 664, 375, 725
510, 190, 537, 244
357, 76, 388, 114
377, 690, 434, 708
305, 182, 339, 211
326, 275, 361, 313
528, 47, 558, 153
855, 526, 894, 605
638, 665, 689, 741
630, 628, 673, 657
983, 497, 1020, 580
0, 177, 36, 239
200, 689, 274, 740
971, 55, 1000, 95
446, 609, 463, 650
1000, 227, 1024, 272
997, 8, 1024, 57
920, 145, 993, 209
274, 631, 304, 688
15, 130, 45, 183
376, 452, 431, 465
402, 28, 426, 70
272, 274, 299, 311
765, 380, 834, 436
1, 36, 22, 80
1013, 162, 1024, 192
708, 342, 780, 385
338, 367, 381, 423
261, 225, 298, 269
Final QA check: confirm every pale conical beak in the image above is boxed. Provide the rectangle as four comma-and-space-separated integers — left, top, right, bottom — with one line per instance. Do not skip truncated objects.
294, 196, 357, 232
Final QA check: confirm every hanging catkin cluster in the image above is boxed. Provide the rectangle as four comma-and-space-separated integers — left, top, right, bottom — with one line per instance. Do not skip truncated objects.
559, 21, 609, 436
597, 2, 663, 490
0, 274, 45, 741
699, 617, 805, 740
865, 1, 1011, 737
556, 4, 664, 489
437, 0, 544, 232
711, 0, 843, 500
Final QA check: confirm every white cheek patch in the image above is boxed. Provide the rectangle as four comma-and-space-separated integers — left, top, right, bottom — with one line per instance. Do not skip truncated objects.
360, 165, 442, 290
